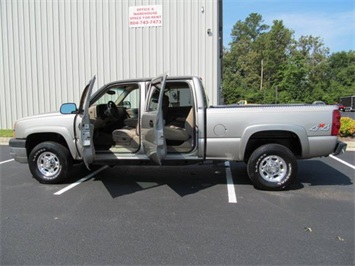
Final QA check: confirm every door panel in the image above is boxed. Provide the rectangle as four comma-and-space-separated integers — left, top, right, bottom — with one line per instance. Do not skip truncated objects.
76, 76, 96, 169
141, 74, 167, 165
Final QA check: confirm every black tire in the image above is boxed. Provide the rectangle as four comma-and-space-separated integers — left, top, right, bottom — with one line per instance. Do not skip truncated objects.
28, 142, 73, 184
247, 144, 297, 190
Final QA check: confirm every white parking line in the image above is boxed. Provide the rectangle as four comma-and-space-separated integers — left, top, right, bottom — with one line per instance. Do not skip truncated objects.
0, 159, 14, 165
225, 161, 237, 203
329, 155, 355, 170
54, 166, 109, 195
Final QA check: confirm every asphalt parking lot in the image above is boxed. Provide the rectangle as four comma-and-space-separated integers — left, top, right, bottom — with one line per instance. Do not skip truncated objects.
1, 144, 354, 265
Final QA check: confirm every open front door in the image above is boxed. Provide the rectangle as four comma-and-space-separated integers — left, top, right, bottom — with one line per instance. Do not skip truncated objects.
76, 76, 96, 169
141, 74, 167, 165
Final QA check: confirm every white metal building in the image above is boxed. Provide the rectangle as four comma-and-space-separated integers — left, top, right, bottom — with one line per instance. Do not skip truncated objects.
0, 0, 222, 129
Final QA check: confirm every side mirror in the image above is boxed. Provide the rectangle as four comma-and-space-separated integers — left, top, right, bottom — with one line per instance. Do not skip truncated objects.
60, 103, 77, 114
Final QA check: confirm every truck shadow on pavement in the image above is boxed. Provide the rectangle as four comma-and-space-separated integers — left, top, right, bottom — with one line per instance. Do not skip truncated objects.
65, 159, 352, 197
64, 164, 93, 183
229, 160, 353, 191
92, 163, 226, 199
296, 160, 353, 187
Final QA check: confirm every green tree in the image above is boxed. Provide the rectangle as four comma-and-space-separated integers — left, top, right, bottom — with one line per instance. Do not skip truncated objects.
223, 13, 269, 104
327, 51, 355, 102
230, 13, 269, 43
223, 14, 293, 104
278, 36, 330, 103
259, 20, 293, 103
223, 13, 354, 105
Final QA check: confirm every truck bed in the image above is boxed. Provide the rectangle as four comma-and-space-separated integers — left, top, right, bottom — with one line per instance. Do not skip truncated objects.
205, 104, 339, 161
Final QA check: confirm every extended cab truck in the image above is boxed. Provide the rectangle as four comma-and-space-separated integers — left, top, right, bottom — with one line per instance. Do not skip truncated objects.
10, 75, 347, 190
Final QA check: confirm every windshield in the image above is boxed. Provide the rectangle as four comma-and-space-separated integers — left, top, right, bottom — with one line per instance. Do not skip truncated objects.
95, 87, 126, 105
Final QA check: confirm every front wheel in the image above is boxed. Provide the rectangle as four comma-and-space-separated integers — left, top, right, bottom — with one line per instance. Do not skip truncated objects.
247, 144, 297, 190
29, 142, 73, 184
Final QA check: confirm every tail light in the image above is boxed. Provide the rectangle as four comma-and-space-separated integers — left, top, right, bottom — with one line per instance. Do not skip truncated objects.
331, 110, 341, 136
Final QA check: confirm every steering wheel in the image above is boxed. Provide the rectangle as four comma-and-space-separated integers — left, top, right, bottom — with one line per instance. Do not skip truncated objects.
106, 101, 120, 119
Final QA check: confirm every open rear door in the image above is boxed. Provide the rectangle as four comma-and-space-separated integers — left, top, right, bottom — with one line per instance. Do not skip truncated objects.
76, 76, 96, 169
141, 74, 167, 165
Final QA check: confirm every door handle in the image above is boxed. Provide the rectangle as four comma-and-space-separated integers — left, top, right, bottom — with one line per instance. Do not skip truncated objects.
149, 120, 154, 127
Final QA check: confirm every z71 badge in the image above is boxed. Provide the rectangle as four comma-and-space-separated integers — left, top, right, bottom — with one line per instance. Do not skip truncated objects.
309, 123, 330, 132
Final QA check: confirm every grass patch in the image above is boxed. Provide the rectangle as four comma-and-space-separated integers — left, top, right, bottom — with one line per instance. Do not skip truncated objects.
0, 129, 14, 137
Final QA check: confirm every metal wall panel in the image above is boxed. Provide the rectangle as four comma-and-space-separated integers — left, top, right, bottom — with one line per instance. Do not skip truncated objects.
0, 0, 221, 129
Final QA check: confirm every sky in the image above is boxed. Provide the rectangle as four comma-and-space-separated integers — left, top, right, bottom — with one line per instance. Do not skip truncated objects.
223, 0, 355, 53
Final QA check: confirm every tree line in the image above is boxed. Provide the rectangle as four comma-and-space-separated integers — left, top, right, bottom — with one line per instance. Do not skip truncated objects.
222, 13, 355, 104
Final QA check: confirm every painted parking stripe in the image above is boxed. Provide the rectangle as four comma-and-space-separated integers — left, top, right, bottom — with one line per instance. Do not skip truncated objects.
54, 166, 109, 195
0, 159, 14, 165
225, 161, 237, 203
329, 155, 355, 170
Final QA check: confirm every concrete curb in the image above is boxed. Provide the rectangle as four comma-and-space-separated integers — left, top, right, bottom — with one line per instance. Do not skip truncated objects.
0, 137, 11, 146
345, 141, 355, 151
1, 137, 355, 151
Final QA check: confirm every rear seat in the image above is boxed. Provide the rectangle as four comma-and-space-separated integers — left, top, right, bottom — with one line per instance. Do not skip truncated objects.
164, 107, 193, 142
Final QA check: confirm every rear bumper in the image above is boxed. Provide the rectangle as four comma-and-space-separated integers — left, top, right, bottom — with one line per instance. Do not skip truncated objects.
9, 138, 28, 163
333, 141, 347, 156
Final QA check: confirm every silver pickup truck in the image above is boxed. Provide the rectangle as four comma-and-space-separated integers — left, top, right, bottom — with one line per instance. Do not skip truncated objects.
9, 75, 346, 190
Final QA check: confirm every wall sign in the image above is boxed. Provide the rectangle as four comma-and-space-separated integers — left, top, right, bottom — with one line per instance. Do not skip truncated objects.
129, 5, 162, 28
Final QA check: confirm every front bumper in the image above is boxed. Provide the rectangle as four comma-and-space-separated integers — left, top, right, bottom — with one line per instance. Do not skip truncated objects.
9, 138, 28, 163
332, 141, 347, 156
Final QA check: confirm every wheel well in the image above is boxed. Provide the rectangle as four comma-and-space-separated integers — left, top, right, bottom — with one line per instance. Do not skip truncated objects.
244, 131, 302, 161
26, 133, 70, 157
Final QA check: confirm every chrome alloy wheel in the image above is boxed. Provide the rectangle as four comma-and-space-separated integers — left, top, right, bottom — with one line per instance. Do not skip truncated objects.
258, 155, 287, 183
37, 151, 61, 179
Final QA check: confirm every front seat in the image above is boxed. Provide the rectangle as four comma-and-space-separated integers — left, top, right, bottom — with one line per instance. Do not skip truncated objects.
112, 118, 139, 149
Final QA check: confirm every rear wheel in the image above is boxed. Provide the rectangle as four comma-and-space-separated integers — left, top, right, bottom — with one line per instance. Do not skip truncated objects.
29, 142, 73, 184
247, 144, 297, 190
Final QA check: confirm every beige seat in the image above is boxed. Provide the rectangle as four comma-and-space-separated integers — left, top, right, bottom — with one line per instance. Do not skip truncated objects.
164, 107, 194, 142
112, 127, 139, 148
112, 118, 139, 149
112, 107, 194, 151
